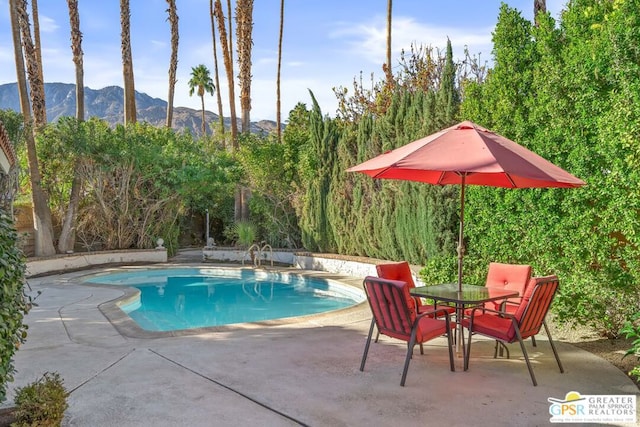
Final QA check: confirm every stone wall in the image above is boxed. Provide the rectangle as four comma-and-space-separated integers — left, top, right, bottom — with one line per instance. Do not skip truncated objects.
25, 249, 168, 277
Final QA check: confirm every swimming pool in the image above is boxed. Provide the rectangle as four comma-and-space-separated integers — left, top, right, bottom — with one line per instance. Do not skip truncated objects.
83, 267, 366, 332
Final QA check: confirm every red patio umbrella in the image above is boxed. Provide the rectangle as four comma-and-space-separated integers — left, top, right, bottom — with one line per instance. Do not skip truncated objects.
347, 120, 585, 290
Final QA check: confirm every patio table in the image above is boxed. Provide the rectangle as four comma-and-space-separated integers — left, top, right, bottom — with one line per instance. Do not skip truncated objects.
410, 284, 519, 364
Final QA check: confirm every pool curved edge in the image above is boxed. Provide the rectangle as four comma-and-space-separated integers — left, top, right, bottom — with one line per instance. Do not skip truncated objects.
87, 264, 371, 339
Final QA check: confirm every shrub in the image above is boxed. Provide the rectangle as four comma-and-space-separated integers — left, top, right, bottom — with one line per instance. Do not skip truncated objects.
12, 372, 68, 427
228, 220, 257, 248
0, 209, 29, 402
621, 313, 640, 381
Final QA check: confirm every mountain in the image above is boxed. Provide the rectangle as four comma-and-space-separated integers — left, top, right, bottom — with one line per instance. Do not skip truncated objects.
0, 82, 279, 135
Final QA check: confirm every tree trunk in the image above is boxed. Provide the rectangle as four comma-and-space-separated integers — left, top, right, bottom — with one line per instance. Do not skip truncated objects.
209, 0, 225, 141
213, 0, 237, 148
166, 0, 178, 128
235, 0, 254, 221
10, 0, 55, 256
16, 0, 46, 129
534, 0, 546, 27
68, 0, 84, 122
120, 0, 137, 125
236, 0, 253, 133
58, 0, 85, 254
276, 0, 284, 142
200, 94, 206, 136
385, 0, 393, 84
31, 0, 45, 94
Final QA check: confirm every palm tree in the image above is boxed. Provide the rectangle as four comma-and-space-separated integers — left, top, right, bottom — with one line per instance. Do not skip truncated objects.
10, 0, 56, 256
235, 0, 253, 221
213, 0, 238, 148
385, 0, 393, 84
209, 0, 225, 140
120, 0, 137, 124
31, 0, 45, 90
188, 64, 215, 137
68, 0, 84, 121
165, 0, 179, 128
16, 0, 46, 129
276, 0, 284, 142
534, 0, 546, 27
58, 0, 85, 254
236, 0, 253, 134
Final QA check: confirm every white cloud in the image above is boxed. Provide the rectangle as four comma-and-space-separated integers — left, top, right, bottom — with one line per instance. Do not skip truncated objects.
334, 16, 493, 68
38, 15, 59, 33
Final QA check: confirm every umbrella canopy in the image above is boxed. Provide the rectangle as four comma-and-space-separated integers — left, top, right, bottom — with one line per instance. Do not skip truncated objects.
347, 121, 585, 290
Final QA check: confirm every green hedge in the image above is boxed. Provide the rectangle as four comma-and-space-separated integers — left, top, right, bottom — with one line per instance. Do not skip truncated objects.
0, 208, 29, 402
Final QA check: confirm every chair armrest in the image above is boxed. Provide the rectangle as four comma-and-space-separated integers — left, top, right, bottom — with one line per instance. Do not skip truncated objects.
468, 306, 516, 321
417, 307, 451, 321
499, 298, 522, 312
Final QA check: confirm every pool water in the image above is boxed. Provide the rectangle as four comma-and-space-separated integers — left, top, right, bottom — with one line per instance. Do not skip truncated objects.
84, 268, 365, 332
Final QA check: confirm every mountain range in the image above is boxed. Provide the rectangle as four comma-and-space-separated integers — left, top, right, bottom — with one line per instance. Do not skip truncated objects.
0, 82, 279, 135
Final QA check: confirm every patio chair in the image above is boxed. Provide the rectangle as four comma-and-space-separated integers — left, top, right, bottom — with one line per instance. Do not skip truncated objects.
461, 275, 564, 386
484, 262, 532, 312
360, 276, 455, 386
376, 261, 455, 316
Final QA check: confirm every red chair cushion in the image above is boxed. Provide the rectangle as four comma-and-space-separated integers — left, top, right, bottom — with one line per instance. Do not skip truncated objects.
415, 315, 448, 342
462, 313, 515, 342
365, 277, 416, 341
376, 262, 455, 316
485, 262, 532, 310
376, 262, 416, 287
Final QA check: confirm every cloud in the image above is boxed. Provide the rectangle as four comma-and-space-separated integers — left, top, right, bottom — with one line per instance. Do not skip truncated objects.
334, 15, 493, 67
38, 14, 59, 33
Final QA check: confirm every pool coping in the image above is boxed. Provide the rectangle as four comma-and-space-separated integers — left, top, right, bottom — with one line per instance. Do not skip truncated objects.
78, 263, 368, 339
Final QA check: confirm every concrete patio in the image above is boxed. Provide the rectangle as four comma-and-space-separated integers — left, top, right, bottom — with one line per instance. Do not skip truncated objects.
2, 256, 638, 426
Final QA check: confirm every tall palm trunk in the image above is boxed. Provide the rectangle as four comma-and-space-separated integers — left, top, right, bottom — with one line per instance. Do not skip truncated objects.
209, 0, 225, 141
236, 0, 253, 133
276, 0, 284, 142
215, 0, 242, 221
58, 0, 84, 253
213, 0, 237, 147
534, 0, 546, 27
69, 0, 84, 122
11, 0, 55, 256
199, 89, 206, 136
385, 0, 393, 84
165, 0, 178, 128
235, 0, 253, 221
31, 0, 45, 94
16, 0, 46, 129
120, 0, 137, 125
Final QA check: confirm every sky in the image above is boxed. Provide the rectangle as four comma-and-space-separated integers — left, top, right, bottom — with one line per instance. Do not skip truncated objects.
0, 0, 566, 122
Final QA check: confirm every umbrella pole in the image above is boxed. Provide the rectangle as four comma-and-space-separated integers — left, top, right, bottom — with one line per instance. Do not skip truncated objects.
457, 175, 466, 292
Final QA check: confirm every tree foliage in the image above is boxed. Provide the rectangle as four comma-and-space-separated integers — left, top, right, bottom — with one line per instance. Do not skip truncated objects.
297, 43, 464, 263
459, 1, 640, 335
0, 209, 28, 402
35, 118, 237, 254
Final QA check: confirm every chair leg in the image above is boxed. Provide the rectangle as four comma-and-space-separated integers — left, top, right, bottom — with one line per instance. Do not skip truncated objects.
543, 321, 564, 373
514, 327, 537, 386
360, 318, 376, 372
494, 341, 510, 359
401, 329, 420, 386
447, 321, 455, 372
375, 331, 380, 343
531, 335, 537, 347
464, 322, 473, 371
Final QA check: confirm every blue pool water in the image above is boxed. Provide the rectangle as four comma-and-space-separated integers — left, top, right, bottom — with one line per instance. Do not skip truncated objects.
84, 267, 365, 332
